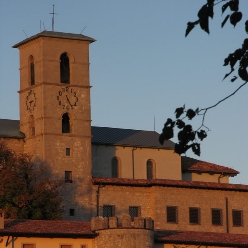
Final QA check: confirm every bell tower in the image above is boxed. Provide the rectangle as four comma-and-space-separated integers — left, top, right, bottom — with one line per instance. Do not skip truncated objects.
13, 31, 95, 220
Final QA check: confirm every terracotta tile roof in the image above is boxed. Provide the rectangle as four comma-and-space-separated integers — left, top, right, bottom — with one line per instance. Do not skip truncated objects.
0, 219, 96, 238
13, 31, 96, 48
92, 177, 248, 192
0, 119, 24, 139
182, 156, 239, 175
154, 230, 248, 246
92, 126, 174, 149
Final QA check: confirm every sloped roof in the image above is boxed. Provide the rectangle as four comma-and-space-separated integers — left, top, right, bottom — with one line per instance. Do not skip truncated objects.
154, 230, 248, 246
182, 156, 239, 175
92, 177, 248, 192
91, 126, 174, 149
13, 31, 96, 48
0, 219, 95, 238
0, 119, 24, 138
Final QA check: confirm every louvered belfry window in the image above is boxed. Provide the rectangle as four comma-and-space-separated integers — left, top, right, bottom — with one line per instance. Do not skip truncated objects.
212, 209, 223, 226
232, 209, 243, 227
189, 207, 200, 224
103, 205, 115, 217
111, 157, 119, 178
166, 206, 178, 223
147, 159, 153, 180
129, 206, 141, 221
60, 52, 70, 84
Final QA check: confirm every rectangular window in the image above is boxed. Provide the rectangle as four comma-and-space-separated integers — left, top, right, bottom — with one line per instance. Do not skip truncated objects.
23, 245, 35, 248
81, 246, 87, 248
31, 127, 35, 136
212, 208, 223, 226
69, 208, 75, 216
166, 206, 178, 223
61, 245, 72, 248
232, 209, 243, 227
103, 205, 115, 217
189, 207, 200, 225
65, 171, 72, 183
129, 206, 141, 221
66, 148, 71, 156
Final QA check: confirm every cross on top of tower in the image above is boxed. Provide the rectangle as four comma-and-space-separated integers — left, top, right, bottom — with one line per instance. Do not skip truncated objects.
49, 4, 58, 31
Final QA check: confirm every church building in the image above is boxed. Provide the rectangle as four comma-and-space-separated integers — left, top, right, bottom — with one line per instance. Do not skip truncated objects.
0, 30, 248, 247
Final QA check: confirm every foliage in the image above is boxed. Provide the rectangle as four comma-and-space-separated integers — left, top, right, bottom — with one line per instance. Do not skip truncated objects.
0, 141, 63, 219
160, 0, 248, 156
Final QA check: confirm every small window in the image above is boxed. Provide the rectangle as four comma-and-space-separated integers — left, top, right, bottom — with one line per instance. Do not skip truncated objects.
29, 55, 35, 86
189, 207, 200, 225
61, 245, 72, 248
111, 157, 119, 178
81, 246, 87, 248
23, 245, 35, 248
166, 206, 178, 223
129, 206, 141, 221
60, 53, 70, 84
232, 210, 243, 227
212, 209, 223, 226
66, 148, 71, 156
103, 205, 115, 217
69, 209, 75, 216
65, 171, 72, 183
62, 113, 70, 133
147, 159, 154, 180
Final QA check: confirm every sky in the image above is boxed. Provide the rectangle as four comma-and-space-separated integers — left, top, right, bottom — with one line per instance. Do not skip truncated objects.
0, 1, 248, 184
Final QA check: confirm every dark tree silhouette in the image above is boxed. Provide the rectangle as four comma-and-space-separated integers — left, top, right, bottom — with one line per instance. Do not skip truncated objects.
160, 0, 248, 156
0, 141, 63, 219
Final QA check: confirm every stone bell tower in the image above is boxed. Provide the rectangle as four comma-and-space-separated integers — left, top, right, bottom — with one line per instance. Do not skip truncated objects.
13, 31, 95, 220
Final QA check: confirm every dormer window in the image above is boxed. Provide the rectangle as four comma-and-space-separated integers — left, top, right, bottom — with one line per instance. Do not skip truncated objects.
60, 53, 70, 84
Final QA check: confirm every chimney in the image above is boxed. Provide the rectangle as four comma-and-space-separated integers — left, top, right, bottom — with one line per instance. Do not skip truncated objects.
0, 210, 4, 229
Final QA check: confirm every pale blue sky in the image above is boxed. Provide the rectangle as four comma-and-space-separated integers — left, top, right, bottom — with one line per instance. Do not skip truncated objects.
1, 1, 248, 184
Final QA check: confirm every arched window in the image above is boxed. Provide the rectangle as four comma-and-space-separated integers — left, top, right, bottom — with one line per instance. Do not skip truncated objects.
29, 115, 35, 136
62, 113, 70, 133
111, 157, 119, 178
147, 159, 154, 180
29, 55, 35, 86
60, 53, 70, 84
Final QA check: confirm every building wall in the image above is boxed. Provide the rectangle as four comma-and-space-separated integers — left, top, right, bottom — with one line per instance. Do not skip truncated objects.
155, 245, 233, 248
182, 172, 229, 183
92, 145, 181, 180
0, 138, 24, 154
0, 236, 92, 248
93, 184, 248, 234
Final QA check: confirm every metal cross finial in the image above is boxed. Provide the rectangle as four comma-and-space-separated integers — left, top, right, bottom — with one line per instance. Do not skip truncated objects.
49, 5, 57, 31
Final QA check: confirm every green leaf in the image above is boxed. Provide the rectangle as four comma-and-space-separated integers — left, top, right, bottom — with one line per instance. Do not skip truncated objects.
221, 15, 230, 28
159, 126, 174, 144
230, 12, 242, 27
186, 109, 196, 120
200, 16, 210, 34
164, 118, 173, 127
245, 20, 248, 34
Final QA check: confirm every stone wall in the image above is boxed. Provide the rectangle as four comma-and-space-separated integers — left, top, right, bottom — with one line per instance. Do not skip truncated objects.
91, 216, 154, 248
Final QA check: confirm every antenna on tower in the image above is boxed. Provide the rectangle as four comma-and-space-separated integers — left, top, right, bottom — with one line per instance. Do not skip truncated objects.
23, 30, 28, 38
49, 4, 58, 31
154, 116, 156, 131
80, 26, 87, 34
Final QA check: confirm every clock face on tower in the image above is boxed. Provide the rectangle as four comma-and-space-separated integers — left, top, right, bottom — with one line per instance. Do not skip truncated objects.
26, 89, 37, 112
57, 86, 78, 110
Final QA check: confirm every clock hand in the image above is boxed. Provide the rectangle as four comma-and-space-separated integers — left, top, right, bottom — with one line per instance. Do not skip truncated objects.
66, 95, 72, 106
